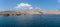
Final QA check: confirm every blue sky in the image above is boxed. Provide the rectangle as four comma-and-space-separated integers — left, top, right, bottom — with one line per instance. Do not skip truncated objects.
0, 0, 60, 11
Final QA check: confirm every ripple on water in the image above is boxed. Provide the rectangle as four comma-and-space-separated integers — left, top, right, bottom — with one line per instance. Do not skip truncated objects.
0, 14, 60, 27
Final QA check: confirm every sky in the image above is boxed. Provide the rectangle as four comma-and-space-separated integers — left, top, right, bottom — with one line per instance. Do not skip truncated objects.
0, 0, 60, 11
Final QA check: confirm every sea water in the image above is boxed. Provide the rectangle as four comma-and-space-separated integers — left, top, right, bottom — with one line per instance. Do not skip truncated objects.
0, 14, 60, 27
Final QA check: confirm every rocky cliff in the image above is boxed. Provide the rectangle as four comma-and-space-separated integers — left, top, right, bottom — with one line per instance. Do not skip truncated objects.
0, 9, 60, 14
44, 10, 60, 14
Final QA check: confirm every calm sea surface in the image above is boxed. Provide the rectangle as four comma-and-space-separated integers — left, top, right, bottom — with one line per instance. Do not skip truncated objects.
0, 14, 60, 27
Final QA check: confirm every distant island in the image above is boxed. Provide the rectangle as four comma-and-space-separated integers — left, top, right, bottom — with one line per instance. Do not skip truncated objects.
0, 9, 60, 16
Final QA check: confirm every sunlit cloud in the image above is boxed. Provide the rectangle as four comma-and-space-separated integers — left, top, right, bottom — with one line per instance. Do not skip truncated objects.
15, 3, 33, 10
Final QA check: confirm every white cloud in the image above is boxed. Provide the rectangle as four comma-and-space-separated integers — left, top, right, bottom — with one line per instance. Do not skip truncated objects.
15, 3, 33, 10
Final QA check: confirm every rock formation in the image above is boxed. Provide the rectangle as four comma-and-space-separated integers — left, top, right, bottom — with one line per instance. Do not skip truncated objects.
44, 10, 60, 14
0, 9, 60, 15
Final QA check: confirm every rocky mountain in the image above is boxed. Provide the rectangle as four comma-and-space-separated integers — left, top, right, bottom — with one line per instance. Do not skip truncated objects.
0, 9, 60, 14
44, 10, 60, 14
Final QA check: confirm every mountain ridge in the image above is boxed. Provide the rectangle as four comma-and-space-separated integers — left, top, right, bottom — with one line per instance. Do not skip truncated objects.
0, 9, 60, 14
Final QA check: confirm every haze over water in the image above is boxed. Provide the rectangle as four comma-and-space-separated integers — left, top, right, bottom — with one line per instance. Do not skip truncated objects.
0, 14, 60, 27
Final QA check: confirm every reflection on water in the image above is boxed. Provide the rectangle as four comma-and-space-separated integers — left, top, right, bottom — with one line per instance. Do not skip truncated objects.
0, 14, 60, 27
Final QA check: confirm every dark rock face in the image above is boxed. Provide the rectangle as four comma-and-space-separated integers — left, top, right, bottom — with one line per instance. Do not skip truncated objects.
4, 14, 9, 16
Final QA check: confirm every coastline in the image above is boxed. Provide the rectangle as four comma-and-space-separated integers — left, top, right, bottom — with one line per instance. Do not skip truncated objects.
0, 9, 60, 16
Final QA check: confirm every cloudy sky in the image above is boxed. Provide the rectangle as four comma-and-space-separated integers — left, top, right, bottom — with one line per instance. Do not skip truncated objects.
0, 0, 60, 11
